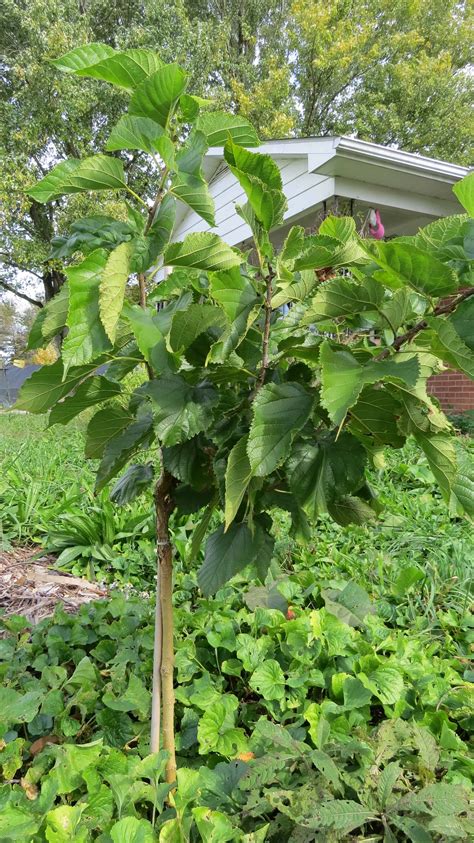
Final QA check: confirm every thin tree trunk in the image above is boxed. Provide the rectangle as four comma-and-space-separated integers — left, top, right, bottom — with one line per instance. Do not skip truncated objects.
153, 467, 176, 784
150, 561, 162, 753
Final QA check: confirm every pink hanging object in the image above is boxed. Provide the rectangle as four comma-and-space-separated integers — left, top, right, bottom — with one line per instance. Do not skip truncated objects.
369, 208, 385, 240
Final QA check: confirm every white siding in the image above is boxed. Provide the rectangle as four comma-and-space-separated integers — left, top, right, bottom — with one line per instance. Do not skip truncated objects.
172, 156, 336, 247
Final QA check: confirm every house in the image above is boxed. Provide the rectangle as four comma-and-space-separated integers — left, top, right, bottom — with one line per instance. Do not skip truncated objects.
173, 136, 473, 412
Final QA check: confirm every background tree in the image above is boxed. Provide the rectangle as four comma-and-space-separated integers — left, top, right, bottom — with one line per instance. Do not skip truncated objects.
0, 0, 217, 308
290, 0, 474, 162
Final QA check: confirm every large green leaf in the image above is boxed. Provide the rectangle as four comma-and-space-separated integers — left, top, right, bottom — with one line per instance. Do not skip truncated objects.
110, 817, 155, 843
414, 432, 457, 502
99, 242, 132, 343
129, 64, 188, 127
48, 376, 121, 426
49, 215, 134, 259
319, 215, 356, 242
452, 171, 474, 216
224, 139, 286, 231
287, 433, 367, 518
146, 375, 216, 445
28, 155, 127, 203
15, 359, 98, 414
123, 303, 168, 371
272, 271, 318, 308
27, 283, 69, 350
199, 522, 258, 594
294, 235, 365, 271
170, 131, 215, 225
51, 43, 115, 72
69, 48, 163, 90
196, 112, 259, 147
327, 495, 377, 526
348, 386, 406, 447
169, 304, 225, 352
96, 408, 154, 490
320, 342, 420, 425
131, 194, 177, 274
367, 241, 458, 297
197, 694, 246, 755
450, 448, 474, 517
105, 115, 164, 154
171, 173, 215, 226
450, 296, 474, 351
425, 316, 474, 379
208, 268, 258, 362
303, 275, 384, 320
247, 382, 314, 476
165, 233, 241, 271
110, 462, 154, 505
62, 250, 112, 373
85, 405, 133, 459
224, 435, 252, 528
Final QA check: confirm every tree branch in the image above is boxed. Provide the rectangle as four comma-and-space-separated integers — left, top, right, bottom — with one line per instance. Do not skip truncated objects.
377, 288, 474, 359
0, 278, 43, 308
257, 266, 275, 390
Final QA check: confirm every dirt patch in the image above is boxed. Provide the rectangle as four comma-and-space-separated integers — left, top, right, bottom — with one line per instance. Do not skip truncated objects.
0, 546, 108, 627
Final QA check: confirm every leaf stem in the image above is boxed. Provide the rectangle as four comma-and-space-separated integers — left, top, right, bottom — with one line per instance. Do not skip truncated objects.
125, 187, 149, 209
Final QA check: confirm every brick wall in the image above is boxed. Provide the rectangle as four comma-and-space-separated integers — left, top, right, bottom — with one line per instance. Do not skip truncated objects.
428, 371, 474, 412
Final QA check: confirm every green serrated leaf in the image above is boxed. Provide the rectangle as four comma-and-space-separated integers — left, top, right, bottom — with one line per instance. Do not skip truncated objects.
196, 111, 259, 147
225, 435, 252, 528
250, 660, 285, 701
69, 48, 163, 90
199, 522, 260, 595
85, 405, 133, 459
320, 341, 420, 425
248, 382, 313, 477
62, 250, 112, 372
48, 376, 121, 426
165, 232, 241, 271
51, 42, 115, 72
169, 303, 225, 352
28, 155, 127, 203
99, 242, 132, 343
224, 139, 286, 231
367, 241, 458, 297
96, 408, 154, 490
129, 64, 188, 126
146, 375, 216, 445
425, 315, 474, 379
453, 171, 474, 216
106, 115, 165, 153
304, 275, 384, 320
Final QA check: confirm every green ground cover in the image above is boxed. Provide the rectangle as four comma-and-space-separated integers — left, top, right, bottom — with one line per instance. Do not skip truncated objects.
0, 414, 472, 840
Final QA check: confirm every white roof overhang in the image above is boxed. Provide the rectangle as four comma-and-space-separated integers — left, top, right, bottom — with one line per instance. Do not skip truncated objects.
172, 136, 469, 248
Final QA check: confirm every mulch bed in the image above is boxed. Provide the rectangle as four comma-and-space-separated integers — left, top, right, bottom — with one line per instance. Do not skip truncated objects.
0, 546, 108, 628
